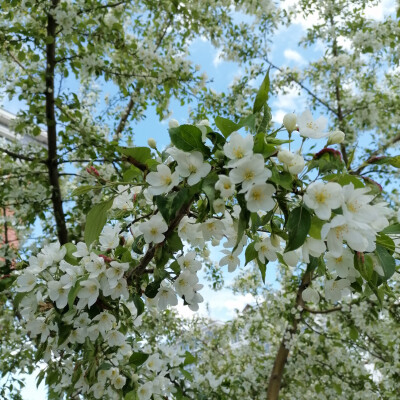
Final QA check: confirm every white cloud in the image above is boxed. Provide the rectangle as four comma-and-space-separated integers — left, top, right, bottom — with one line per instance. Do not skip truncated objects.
364, 0, 396, 20
213, 49, 224, 67
271, 86, 307, 125
283, 49, 305, 65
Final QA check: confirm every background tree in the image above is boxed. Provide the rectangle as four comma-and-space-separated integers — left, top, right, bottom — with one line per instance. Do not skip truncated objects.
0, 1, 399, 399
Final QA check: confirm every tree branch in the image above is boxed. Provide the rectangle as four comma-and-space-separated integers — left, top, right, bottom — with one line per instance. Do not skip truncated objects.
0, 147, 43, 162
45, 0, 68, 245
127, 197, 194, 282
302, 305, 342, 314
264, 57, 338, 116
267, 269, 312, 400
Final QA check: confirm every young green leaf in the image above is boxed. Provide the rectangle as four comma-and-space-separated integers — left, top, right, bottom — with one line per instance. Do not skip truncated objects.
375, 245, 396, 281
253, 69, 270, 114
285, 206, 311, 252
84, 199, 114, 246
129, 352, 149, 366
215, 116, 239, 138
169, 125, 209, 154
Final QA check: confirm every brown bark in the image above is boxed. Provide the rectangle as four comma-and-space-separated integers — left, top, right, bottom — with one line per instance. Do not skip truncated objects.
266, 270, 312, 400
330, 16, 348, 167
45, 0, 68, 245
127, 197, 194, 282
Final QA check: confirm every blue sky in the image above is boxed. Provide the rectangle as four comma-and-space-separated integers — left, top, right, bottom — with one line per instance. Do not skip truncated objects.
0, 0, 396, 397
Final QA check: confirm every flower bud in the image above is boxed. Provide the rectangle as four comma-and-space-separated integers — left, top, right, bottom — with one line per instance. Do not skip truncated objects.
147, 138, 157, 149
327, 130, 345, 145
270, 234, 281, 248
213, 198, 225, 214
198, 119, 210, 127
277, 149, 293, 164
168, 119, 179, 129
283, 113, 297, 133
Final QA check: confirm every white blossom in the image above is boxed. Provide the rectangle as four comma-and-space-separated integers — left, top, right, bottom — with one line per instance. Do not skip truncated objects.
229, 154, 271, 192
174, 151, 211, 186
146, 164, 179, 195
304, 181, 343, 220
325, 279, 351, 302
223, 132, 254, 166
99, 225, 120, 250
219, 249, 240, 272
297, 110, 328, 139
139, 214, 168, 244
302, 286, 320, 304
255, 237, 279, 263
245, 183, 275, 212
215, 175, 235, 198
15, 271, 36, 292
154, 283, 178, 310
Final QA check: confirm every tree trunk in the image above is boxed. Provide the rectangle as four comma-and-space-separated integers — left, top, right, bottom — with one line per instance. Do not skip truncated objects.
45, 0, 68, 245
267, 270, 311, 399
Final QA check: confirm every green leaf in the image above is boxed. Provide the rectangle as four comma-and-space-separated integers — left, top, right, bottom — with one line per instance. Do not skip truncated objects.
123, 166, 142, 181
169, 260, 180, 274
0, 276, 16, 292
389, 155, 400, 168
333, 383, 342, 395
215, 116, 239, 138
253, 133, 276, 158
84, 199, 114, 246
63, 243, 78, 265
323, 173, 364, 188
257, 104, 272, 133
266, 137, 293, 145
257, 258, 268, 283
202, 172, 219, 213
167, 231, 183, 252
349, 325, 359, 340
129, 352, 149, 367
207, 131, 226, 149
155, 195, 173, 223
133, 295, 145, 316
238, 114, 257, 131
382, 224, 400, 234
253, 69, 270, 114
183, 351, 197, 366
245, 242, 257, 265
57, 323, 72, 346
132, 235, 145, 255
144, 280, 162, 298
179, 367, 193, 382
68, 276, 87, 309
285, 206, 311, 252
117, 146, 151, 163
98, 363, 113, 370
375, 245, 396, 281
376, 233, 395, 254
169, 125, 209, 154
308, 216, 325, 240
124, 391, 137, 400
155, 187, 193, 224
270, 167, 293, 191
45, 371, 59, 386
71, 185, 100, 196
234, 194, 250, 250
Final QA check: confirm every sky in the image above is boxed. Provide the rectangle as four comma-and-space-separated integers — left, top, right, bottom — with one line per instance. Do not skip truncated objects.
0, 0, 397, 398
